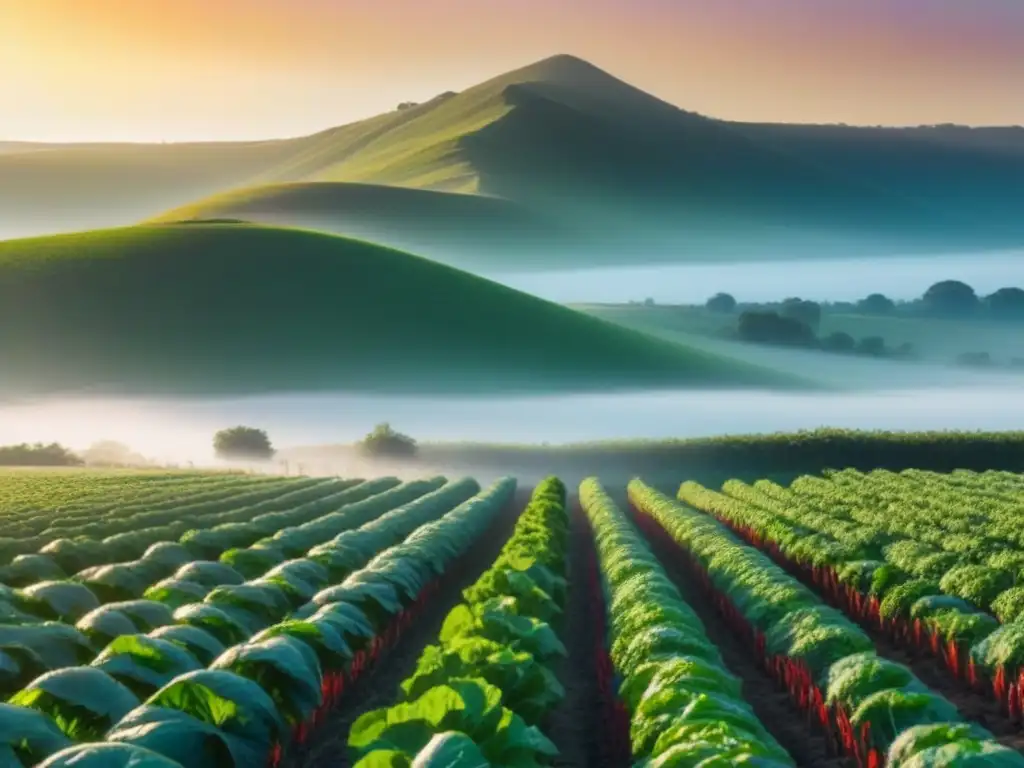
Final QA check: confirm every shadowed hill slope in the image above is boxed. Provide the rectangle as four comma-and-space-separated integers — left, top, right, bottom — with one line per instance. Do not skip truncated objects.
151, 182, 587, 271
0, 224, 801, 398
4, 54, 1024, 263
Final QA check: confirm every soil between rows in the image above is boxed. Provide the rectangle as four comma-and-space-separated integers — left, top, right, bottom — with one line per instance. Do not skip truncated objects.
635, 505, 852, 768
547, 500, 614, 768
286, 488, 530, 768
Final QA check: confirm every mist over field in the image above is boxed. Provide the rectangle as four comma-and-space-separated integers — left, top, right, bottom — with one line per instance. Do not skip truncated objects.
2, 382, 1022, 466
493, 250, 1024, 305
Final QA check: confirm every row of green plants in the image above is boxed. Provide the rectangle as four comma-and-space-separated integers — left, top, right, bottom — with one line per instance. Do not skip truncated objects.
0, 473, 308, 541
646, 480, 1023, 765
0, 478, 457, 702
0, 476, 340, 568
0, 478, 414, 633
1, 478, 514, 766
791, 469, 1024, 564
348, 476, 568, 767
1, 478, 372, 596
701, 472, 1024, 715
580, 478, 796, 766
0, 471, 258, 525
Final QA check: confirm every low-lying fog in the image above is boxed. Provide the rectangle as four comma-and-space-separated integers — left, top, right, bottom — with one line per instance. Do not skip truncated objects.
2, 385, 1022, 466
493, 251, 1023, 304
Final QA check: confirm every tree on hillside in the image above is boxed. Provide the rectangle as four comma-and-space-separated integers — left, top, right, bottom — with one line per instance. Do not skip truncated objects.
986, 287, 1024, 322
857, 336, 887, 357
358, 423, 417, 459
857, 293, 896, 315
781, 298, 822, 330
922, 280, 979, 317
822, 331, 856, 353
213, 426, 275, 461
706, 293, 737, 313
738, 311, 816, 348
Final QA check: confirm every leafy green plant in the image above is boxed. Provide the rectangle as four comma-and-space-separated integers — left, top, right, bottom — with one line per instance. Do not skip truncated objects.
0, 701, 72, 766
92, 635, 202, 700
586, 479, 793, 765
37, 742, 186, 767
10, 667, 140, 741
349, 478, 564, 765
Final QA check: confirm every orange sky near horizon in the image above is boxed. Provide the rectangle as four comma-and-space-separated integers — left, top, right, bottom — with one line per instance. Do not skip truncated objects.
3, 0, 1023, 142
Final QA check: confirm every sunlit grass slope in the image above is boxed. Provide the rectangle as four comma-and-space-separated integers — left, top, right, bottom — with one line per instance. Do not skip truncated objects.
0, 223, 804, 397
6, 54, 1024, 261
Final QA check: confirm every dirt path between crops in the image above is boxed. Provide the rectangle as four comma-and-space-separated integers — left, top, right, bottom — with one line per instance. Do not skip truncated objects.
547, 500, 616, 768
636, 507, 852, 768
287, 488, 530, 768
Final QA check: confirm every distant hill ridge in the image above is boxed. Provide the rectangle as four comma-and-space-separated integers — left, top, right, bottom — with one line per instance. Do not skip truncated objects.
3, 54, 1024, 266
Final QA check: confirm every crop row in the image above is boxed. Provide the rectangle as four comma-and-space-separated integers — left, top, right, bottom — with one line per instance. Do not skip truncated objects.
652, 479, 1024, 765
0, 477, 343, 567
580, 479, 797, 766
348, 476, 569, 766
0, 478, 455, 702
0, 478, 419, 633
687, 473, 1024, 718
0, 470, 260, 521
0, 477, 515, 766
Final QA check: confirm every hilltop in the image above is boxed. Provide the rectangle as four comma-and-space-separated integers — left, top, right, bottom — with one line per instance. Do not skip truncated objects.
4, 54, 1024, 266
0, 223, 798, 397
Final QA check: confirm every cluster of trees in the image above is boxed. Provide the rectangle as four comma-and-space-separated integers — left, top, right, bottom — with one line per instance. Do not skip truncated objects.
0, 443, 82, 466
213, 423, 419, 464
921, 281, 1024, 321
734, 309, 907, 358
709, 281, 1024, 323
718, 295, 906, 358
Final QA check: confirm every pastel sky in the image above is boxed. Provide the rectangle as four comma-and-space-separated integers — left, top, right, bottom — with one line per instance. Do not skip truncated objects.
4, 0, 1023, 142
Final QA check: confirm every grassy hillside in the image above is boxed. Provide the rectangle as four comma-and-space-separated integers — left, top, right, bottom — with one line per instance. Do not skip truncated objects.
152, 182, 588, 271
4, 54, 1024, 263
0, 224, 800, 397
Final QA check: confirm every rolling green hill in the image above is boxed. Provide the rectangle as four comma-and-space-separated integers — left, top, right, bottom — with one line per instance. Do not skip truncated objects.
4, 54, 1024, 266
151, 182, 589, 271
0, 223, 800, 398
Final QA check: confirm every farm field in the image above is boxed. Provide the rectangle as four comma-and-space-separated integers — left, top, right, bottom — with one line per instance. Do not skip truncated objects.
2, 468, 1024, 766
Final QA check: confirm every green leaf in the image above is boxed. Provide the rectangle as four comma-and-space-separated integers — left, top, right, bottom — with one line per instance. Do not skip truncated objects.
107, 706, 262, 768
0, 701, 72, 765
410, 732, 489, 767
147, 669, 286, 744
36, 742, 186, 767
439, 606, 475, 645
9, 667, 140, 741
350, 679, 503, 757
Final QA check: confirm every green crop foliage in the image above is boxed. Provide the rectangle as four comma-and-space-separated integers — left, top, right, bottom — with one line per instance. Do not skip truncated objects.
349, 477, 566, 766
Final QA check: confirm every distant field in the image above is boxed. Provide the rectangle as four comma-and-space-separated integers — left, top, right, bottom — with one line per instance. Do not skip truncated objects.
0, 223, 797, 398
820, 313, 1024, 361
579, 303, 1024, 368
